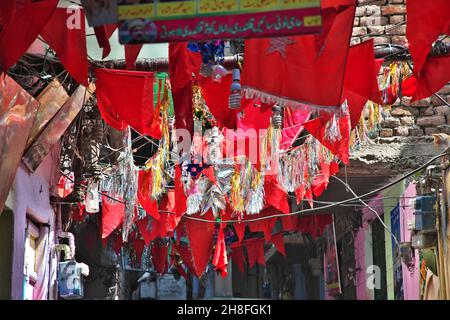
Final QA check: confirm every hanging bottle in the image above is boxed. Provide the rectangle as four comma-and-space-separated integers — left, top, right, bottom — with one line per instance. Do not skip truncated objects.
229, 68, 241, 109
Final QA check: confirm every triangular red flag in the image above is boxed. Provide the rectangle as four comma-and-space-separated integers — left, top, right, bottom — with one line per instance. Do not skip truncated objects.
136, 216, 153, 245
41, 8, 88, 86
151, 242, 168, 273
264, 175, 290, 214
230, 245, 246, 274
185, 211, 216, 277
411, 56, 450, 102
101, 194, 125, 239
175, 243, 197, 276
0, 0, 58, 74
93, 24, 117, 59
137, 170, 160, 220
245, 238, 265, 268
271, 232, 286, 257
406, 0, 450, 77
212, 223, 228, 278
133, 238, 146, 265
174, 164, 187, 217
125, 44, 143, 70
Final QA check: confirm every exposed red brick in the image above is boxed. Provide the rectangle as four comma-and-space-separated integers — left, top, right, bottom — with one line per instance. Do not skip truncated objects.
381, 5, 406, 16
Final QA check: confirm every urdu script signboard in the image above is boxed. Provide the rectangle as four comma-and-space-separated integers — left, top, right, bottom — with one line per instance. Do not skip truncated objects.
117, 0, 322, 43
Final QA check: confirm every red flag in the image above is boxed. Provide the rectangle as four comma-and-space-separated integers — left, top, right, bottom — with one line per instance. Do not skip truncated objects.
101, 194, 125, 239
199, 74, 240, 129
280, 106, 311, 150
264, 175, 290, 214
303, 112, 351, 165
125, 44, 143, 70
271, 232, 286, 257
175, 243, 197, 276
133, 238, 146, 265
343, 39, 382, 105
248, 207, 278, 242
93, 24, 117, 59
94, 68, 160, 138
411, 56, 450, 102
233, 222, 246, 243
41, 8, 88, 86
137, 170, 160, 220
158, 191, 181, 237
281, 215, 298, 232
112, 234, 123, 255
185, 211, 216, 277
212, 223, 228, 278
136, 216, 153, 245
230, 245, 246, 273
406, 0, 450, 77
169, 43, 202, 136
0, 0, 58, 74
242, 4, 356, 109
297, 214, 333, 239
151, 242, 168, 273
245, 238, 265, 268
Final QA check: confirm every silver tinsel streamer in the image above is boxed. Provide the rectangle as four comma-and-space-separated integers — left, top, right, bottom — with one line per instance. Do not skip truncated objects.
245, 168, 265, 215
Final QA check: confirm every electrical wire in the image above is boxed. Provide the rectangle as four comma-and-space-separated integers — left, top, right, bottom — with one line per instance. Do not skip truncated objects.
332, 175, 400, 247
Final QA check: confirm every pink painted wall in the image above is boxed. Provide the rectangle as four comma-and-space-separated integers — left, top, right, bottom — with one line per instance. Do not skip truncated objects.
355, 196, 384, 300
399, 183, 420, 300
11, 145, 60, 300
354, 182, 420, 300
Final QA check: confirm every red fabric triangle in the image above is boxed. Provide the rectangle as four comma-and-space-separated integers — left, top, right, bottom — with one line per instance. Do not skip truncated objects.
280, 106, 311, 150
212, 223, 228, 278
230, 245, 246, 273
406, 0, 450, 77
233, 222, 246, 243
136, 216, 154, 245
281, 215, 298, 232
303, 113, 350, 165
41, 8, 88, 86
199, 74, 241, 129
133, 238, 146, 265
112, 234, 123, 255
0, 0, 58, 74
411, 56, 450, 102
242, 4, 355, 108
169, 42, 202, 137
101, 194, 125, 239
93, 24, 117, 59
298, 214, 333, 239
175, 243, 197, 276
151, 242, 168, 273
137, 169, 160, 220
245, 238, 265, 268
271, 232, 286, 257
264, 175, 290, 214
185, 211, 216, 277
125, 44, 143, 70
94, 68, 160, 138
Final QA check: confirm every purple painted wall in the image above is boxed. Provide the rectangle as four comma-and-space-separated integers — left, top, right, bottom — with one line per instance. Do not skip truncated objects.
11, 146, 60, 300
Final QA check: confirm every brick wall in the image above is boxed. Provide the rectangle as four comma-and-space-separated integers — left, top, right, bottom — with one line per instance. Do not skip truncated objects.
351, 0, 450, 138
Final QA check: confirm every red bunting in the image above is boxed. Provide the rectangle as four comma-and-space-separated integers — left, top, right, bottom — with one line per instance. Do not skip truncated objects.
185, 211, 216, 277
271, 232, 286, 257
281, 215, 299, 232
136, 216, 154, 245
411, 56, 450, 102
343, 39, 382, 105
0, 0, 58, 74
297, 214, 333, 239
406, 0, 450, 77
157, 191, 181, 238
303, 112, 350, 165
169, 42, 202, 136
134, 238, 146, 265
199, 74, 240, 129
233, 222, 246, 243
304, 188, 314, 209
175, 243, 197, 276
212, 223, 228, 278
125, 44, 143, 70
248, 207, 278, 242
93, 24, 117, 59
94, 68, 160, 138
280, 107, 311, 150
41, 8, 88, 86
151, 242, 168, 273
137, 170, 160, 220
264, 175, 290, 214
230, 245, 246, 273
101, 194, 125, 239
112, 234, 123, 255
242, 4, 355, 109
245, 238, 265, 268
